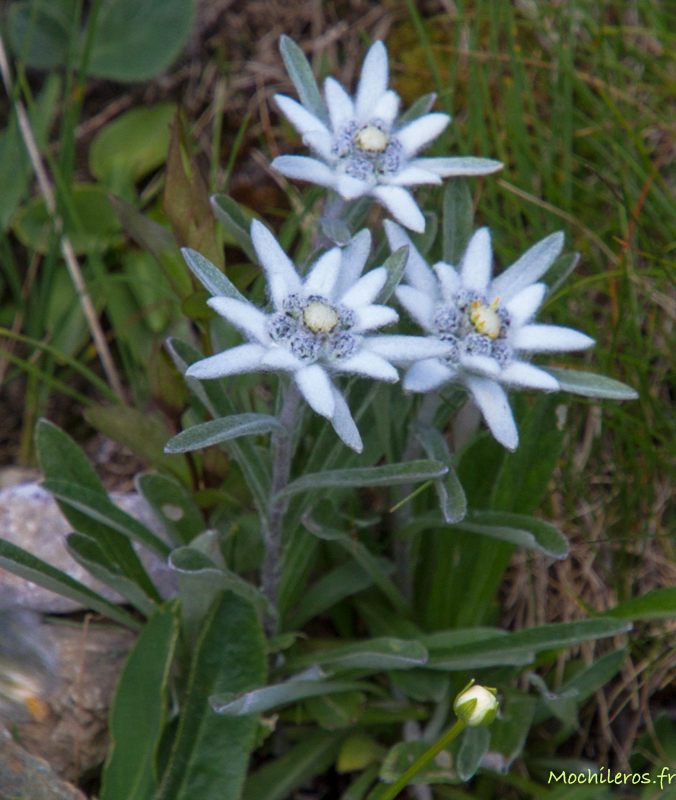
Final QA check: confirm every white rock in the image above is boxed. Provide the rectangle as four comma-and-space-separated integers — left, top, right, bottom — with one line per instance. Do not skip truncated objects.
0, 482, 176, 613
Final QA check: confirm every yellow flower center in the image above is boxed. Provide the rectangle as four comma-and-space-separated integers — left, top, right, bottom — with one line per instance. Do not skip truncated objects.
469, 299, 502, 339
303, 301, 340, 333
355, 125, 389, 153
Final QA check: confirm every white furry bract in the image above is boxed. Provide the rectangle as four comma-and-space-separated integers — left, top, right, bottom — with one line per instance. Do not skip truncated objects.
185, 222, 443, 452
272, 40, 502, 233
386, 221, 594, 451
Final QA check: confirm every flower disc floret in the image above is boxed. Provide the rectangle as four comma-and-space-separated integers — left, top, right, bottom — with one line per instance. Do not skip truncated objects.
385, 220, 596, 451
272, 39, 503, 233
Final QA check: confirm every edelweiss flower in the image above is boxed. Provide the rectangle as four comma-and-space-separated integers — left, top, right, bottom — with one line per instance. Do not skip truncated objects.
271, 40, 502, 233
385, 221, 595, 450
186, 221, 450, 452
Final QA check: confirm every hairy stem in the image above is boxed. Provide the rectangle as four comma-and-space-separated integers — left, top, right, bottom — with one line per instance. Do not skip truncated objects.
262, 380, 302, 633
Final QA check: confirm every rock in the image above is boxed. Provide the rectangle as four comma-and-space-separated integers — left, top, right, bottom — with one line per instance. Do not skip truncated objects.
0, 483, 177, 612
0, 726, 87, 800
8, 618, 136, 783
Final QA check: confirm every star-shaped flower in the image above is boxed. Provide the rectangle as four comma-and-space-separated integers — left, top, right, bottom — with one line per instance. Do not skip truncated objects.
186, 221, 450, 452
271, 39, 502, 233
385, 221, 595, 450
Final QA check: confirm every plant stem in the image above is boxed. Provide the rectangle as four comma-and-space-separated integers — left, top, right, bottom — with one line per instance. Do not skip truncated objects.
262, 380, 302, 633
375, 719, 466, 800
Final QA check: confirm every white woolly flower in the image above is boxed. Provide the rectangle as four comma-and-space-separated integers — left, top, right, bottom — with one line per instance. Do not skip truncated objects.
271, 40, 502, 233
385, 221, 595, 451
185, 221, 450, 453
454, 683, 499, 727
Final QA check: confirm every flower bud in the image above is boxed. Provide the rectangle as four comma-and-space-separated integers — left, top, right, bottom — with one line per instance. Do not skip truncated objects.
453, 682, 499, 727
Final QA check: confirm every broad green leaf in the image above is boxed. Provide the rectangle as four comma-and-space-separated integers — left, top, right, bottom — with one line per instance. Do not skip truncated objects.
425, 618, 632, 670
169, 543, 270, 640
285, 638, 429, 672
90, 0, 193, 81
545, 368, 639, 400
181, 247, 248, 302
210, 195, 257, 262
7, 0, 72, 70
306, 691, 365, 730
165, 414, 284, 453
457, 726, 490, 781
415, 426, 466, 524
302, 513, 409, 616
66, 533, 157, 616
135, 472, 205, 547
100, 602, 179, 800
108, 195, 192, 298
286, 561, 375, 631
375, 247, 408, 305
395, 93, 437, 128
0, 538, 140, 631
13, 183, 122, 254
279, 35, 328, 123
89, 104, 177, 195
486, 689, 536, 772
155, 591, 267, 800
0, 73, 61, 231
212, 675, 373, 716
121, 249, 172, 332
83, 404, 191, 485
606, 587, 676, 620
243, 731, 343, 800
279, 460, 448, 500
442, 178, 474, 265
167, 338, 271, 514
42, 479, 170, 560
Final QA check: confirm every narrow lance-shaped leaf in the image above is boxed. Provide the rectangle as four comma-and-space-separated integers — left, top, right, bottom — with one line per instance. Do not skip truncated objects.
181, 247, 248, 302
605, 588, 676, 621
545, 367, 639, 400
0, 538, 141, 631
457, 727, 491, 782
395, 92, 437, 129
415, 425, 466, 524
210, 194, 258, 262
425, 618, 632, 670
166, 338, 271, 514
278, 460, 448, 501
165, 414, 285, 453
135, 472, 205, 547
442, 178, 474, 266
66, 533, 157, 617
283, 637, 429, 672
279, 35, 328, 123
212, 675, 375, 717
286, 561, 375, 632
42, 479, 170, 560
100, 602, 179, 800
375, 247, 408, 305
302, 512, 410, 616
155, 592, 267, 800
